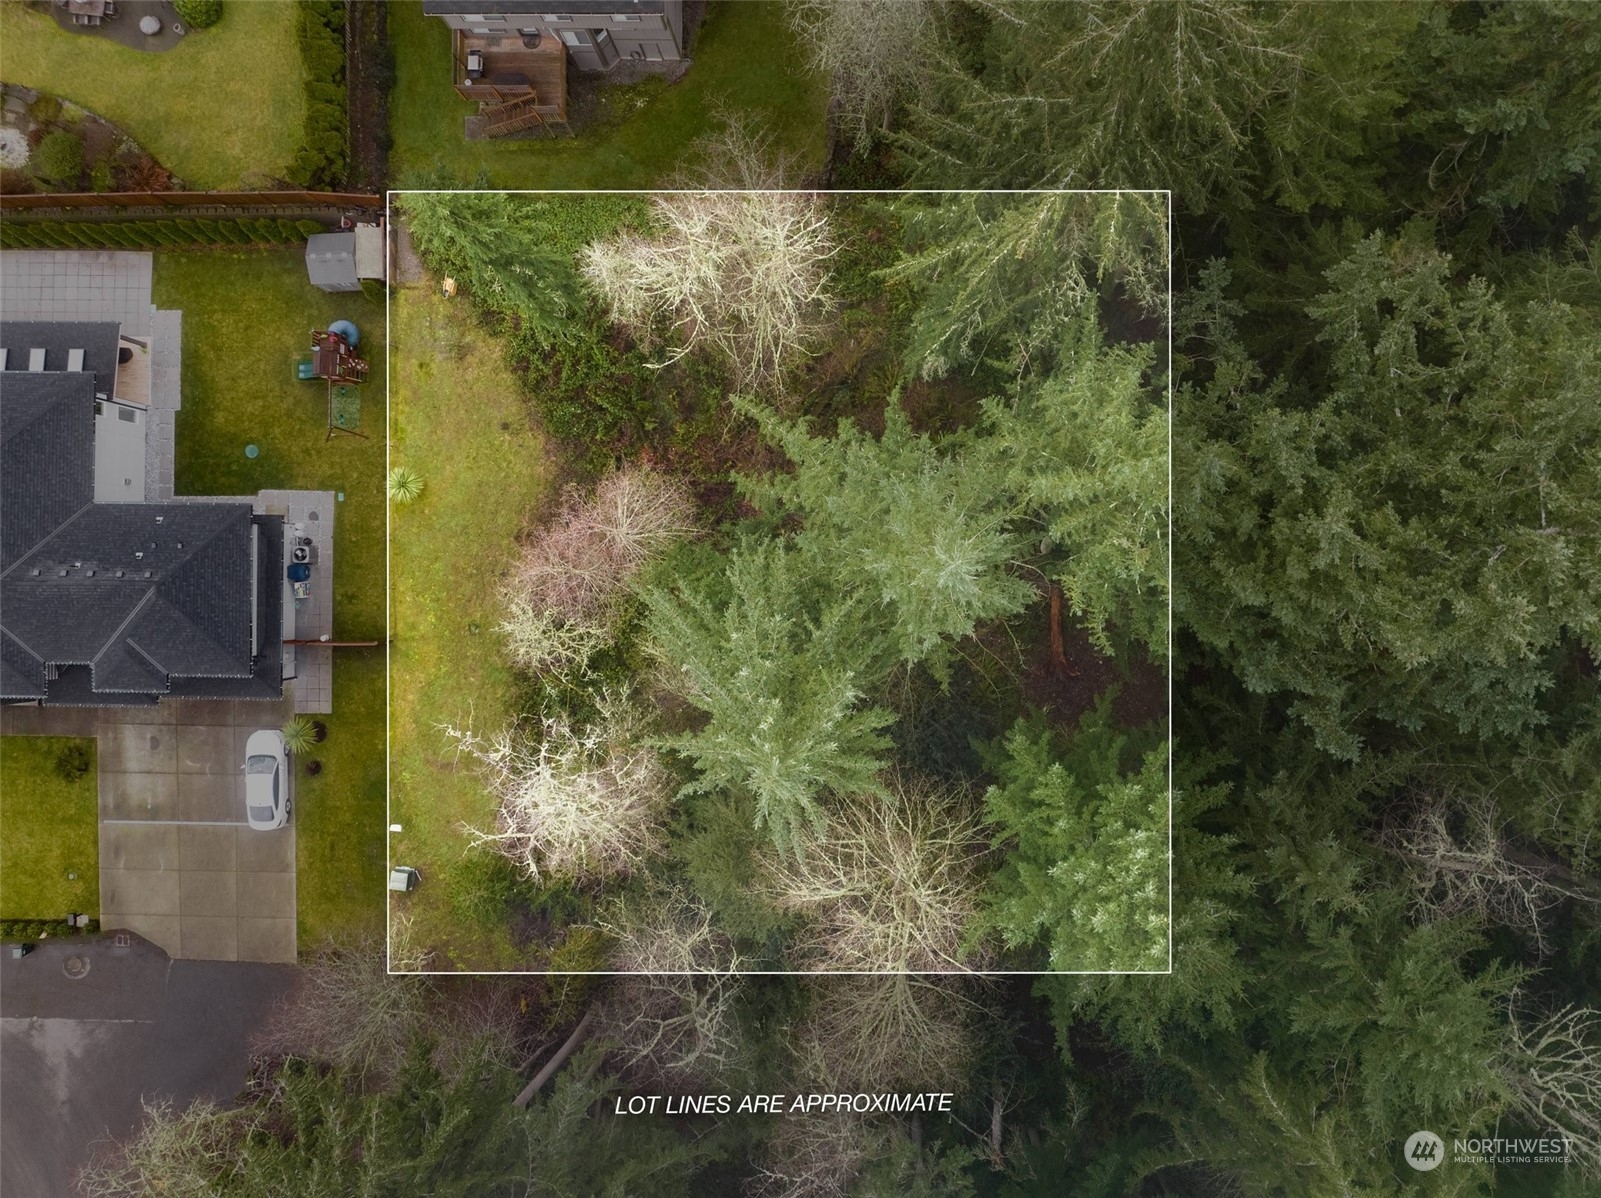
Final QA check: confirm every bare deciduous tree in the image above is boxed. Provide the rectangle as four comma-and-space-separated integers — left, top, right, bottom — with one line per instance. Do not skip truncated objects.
581, 190, 838, 391
447, 699, 671, 886
512, 466, 695, 626
253, 935, 436, 1086
746, 1112, 891, 1198
796, 974, 981, 1094
594, 888, 748, 1086
761, 775, 991, 972
1503, 1002, 1601, 1176
788, 0, 939, 149
76, 1098, 248, 1198
1386, 798, 1597, 956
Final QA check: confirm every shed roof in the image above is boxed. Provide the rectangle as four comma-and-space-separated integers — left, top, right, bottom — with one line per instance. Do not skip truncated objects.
306, 233, 359, 289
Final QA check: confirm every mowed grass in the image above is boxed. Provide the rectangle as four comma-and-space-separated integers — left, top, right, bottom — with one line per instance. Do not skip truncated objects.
0, 738, 99, 919
152, 249, 386, 945
389, 0, 829, 187
0, 1, 304, 188
389, 286, 552, 969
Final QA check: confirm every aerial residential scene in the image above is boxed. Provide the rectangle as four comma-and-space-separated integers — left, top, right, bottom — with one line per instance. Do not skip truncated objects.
0, 2, 1597, 1196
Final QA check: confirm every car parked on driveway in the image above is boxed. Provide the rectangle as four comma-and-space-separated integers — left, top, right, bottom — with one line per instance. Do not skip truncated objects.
244, 730, 290, 830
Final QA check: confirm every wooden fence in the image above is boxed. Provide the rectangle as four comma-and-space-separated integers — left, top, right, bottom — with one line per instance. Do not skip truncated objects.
0, 191, 384, 216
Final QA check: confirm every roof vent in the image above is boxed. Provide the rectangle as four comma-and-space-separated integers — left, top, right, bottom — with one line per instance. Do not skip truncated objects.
58, 568, 68, 577
134, 552, 144, 560
30, 568, 40, 576
144, 571, 152, 579
115, 570, 124, 578
155, 516, 164, 524
86, 569, 95, 577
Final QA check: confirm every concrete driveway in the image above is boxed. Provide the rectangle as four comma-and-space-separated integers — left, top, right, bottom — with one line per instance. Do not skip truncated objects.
96, 700, 297, 963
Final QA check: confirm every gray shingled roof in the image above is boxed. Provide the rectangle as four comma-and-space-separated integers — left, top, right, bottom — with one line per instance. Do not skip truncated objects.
0, 321, 120, 398
1, 371, 95, 573
2, 323, 282, 705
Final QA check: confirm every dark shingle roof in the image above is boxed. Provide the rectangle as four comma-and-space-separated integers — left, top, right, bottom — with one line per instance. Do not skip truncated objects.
0, 321, 120, 397
1, 371, 95, 572
3, 504, 258, 694
2, 318, 280, 706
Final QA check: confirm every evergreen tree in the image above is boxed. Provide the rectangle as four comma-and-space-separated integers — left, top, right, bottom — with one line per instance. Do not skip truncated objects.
643, 538, 896, 852
984, 316, 1169, 657
398, 192, 583, 344
979, 705, 1169, 971
1179, 234, 1601, 759
884, 190, 1168, 381
737, 398, 1034, 668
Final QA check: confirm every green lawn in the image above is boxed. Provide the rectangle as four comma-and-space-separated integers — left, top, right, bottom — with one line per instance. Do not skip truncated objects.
152, 248, 386, 945
0, 738, 99, 919
389, 286, 553, 969
389, 0, 829, 187
0, 1, 303, 188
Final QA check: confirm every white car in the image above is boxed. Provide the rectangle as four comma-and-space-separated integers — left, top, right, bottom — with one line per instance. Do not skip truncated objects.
244, 729, 290, 831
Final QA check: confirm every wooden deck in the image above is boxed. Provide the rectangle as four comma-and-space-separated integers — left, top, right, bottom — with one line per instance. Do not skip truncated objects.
452, 29, 568, 130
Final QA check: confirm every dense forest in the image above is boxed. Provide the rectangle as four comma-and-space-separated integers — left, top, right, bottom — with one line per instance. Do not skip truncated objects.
77, 2, 1599, 1195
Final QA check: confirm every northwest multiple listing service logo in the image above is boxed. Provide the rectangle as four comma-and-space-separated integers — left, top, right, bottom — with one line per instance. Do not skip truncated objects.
1404, 1129, 1573, 1171
1404, 1131, 1444, 1171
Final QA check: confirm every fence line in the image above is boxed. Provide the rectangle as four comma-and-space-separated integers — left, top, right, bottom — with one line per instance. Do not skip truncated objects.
0, 191, 383, 215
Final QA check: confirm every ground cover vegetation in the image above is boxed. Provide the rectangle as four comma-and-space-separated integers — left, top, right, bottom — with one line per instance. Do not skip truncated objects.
76, 2, 1601, 1195
0, 736, 99, 920
0, 0, 305, 188
390, 170, 1172, 976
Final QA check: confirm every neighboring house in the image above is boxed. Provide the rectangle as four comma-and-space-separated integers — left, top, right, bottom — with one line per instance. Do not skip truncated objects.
0, 318, 284, 707
423, 1, 685, 71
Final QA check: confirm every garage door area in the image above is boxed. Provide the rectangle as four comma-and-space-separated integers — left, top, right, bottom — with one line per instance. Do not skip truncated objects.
96, 700, 296, 963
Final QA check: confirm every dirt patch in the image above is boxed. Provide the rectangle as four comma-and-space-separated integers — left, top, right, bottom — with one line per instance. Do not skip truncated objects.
1016, 596, 1168, 734
346, 0, 391, 192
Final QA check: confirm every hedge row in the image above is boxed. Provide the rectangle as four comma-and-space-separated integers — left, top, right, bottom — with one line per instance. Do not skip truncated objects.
289, 0, 349, 189
0, 217, 325, 251
1, 918, 100, 940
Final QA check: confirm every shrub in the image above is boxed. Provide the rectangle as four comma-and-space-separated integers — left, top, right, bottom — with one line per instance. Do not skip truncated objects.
53, 743, 92, 783
387, 466, 424, 503
89, 160, 114, 193
172, 0, 222, 29
33, 130, 84, 185
280, 715, 318, 755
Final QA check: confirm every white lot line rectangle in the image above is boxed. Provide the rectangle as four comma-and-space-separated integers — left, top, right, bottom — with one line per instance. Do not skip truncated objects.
385, 188, 1174, 976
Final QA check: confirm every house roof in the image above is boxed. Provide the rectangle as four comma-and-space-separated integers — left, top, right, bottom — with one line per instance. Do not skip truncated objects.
0, 321, 121, 399
1, 371, 95, 573
305, 233, 359, 289
2, 321, 282, 706
422, 1, 665, 14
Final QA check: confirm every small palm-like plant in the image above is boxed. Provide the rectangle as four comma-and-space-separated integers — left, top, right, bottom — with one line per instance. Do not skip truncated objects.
388, 466, 424, 504
280, 715, 318, 755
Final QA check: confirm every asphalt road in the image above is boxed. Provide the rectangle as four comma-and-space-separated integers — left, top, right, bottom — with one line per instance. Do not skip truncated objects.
0, 933, 295, 1197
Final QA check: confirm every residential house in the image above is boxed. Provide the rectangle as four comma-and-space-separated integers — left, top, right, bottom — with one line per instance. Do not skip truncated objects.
0, 311, 283, 707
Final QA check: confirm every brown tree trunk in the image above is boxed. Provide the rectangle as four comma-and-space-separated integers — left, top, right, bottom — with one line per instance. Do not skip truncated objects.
514, 1007, 595, 1107
1049, 583, 1078, 677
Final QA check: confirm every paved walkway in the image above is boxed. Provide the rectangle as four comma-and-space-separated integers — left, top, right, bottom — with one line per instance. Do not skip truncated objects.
3, 698, 298, 964
259, 490, 337, 714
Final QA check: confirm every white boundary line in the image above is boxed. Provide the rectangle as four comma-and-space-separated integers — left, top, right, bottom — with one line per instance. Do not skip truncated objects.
383, 187, 1175, 978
